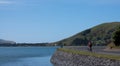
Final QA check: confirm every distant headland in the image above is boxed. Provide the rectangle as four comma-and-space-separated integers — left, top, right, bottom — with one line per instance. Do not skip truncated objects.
0, 39, 50, 47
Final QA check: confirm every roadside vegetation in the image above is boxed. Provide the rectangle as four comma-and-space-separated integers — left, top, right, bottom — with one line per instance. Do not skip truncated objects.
113, 26, 120, 46
107, 42, 120, 49
108, 26, 120, 49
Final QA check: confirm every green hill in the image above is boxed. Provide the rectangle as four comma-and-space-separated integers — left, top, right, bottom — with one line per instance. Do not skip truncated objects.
55, 22, 120, 46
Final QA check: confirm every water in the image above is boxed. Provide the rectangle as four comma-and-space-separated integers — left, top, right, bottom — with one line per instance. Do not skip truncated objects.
0, 47, 58, 66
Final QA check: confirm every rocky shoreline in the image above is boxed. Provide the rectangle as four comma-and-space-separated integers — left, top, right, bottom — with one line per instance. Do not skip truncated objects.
51, 49, 120, 66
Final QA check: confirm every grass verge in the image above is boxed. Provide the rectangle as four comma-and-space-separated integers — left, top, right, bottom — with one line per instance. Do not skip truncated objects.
58, 48, 120, 61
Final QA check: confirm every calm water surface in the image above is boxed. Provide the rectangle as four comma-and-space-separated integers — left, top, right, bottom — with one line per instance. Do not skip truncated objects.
0, 47, 58, 66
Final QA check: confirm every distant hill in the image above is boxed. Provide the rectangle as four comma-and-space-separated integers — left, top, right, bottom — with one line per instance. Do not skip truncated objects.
0, 39, 16, 44
54, 22, 120, 46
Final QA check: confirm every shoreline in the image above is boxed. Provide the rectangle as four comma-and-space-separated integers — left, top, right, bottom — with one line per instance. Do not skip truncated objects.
51, 48, 120, 66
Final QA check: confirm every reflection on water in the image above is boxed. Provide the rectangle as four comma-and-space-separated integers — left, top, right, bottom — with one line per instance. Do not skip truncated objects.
0, 47, 57, 66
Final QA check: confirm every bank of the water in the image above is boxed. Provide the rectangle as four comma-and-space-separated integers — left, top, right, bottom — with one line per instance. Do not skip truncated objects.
0, 47, 57, 66
51, 48, 120, 66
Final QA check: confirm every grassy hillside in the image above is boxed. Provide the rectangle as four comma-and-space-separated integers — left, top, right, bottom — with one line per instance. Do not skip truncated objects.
55, 22, 120, 46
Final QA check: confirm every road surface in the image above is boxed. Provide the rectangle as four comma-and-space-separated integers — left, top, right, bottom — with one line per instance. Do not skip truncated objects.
63, 46, 120, 56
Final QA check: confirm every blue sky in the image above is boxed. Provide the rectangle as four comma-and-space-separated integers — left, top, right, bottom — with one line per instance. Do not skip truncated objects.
0, 0, 120, 43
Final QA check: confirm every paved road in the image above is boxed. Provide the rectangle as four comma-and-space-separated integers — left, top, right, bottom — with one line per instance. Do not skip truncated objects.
63, 46, 120, 56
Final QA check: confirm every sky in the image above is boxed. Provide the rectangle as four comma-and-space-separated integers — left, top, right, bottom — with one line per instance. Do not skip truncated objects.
0, 0, 120, 43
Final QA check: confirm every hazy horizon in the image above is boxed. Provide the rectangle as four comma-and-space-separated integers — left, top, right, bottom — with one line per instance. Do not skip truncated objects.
0, 0, 120, 43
